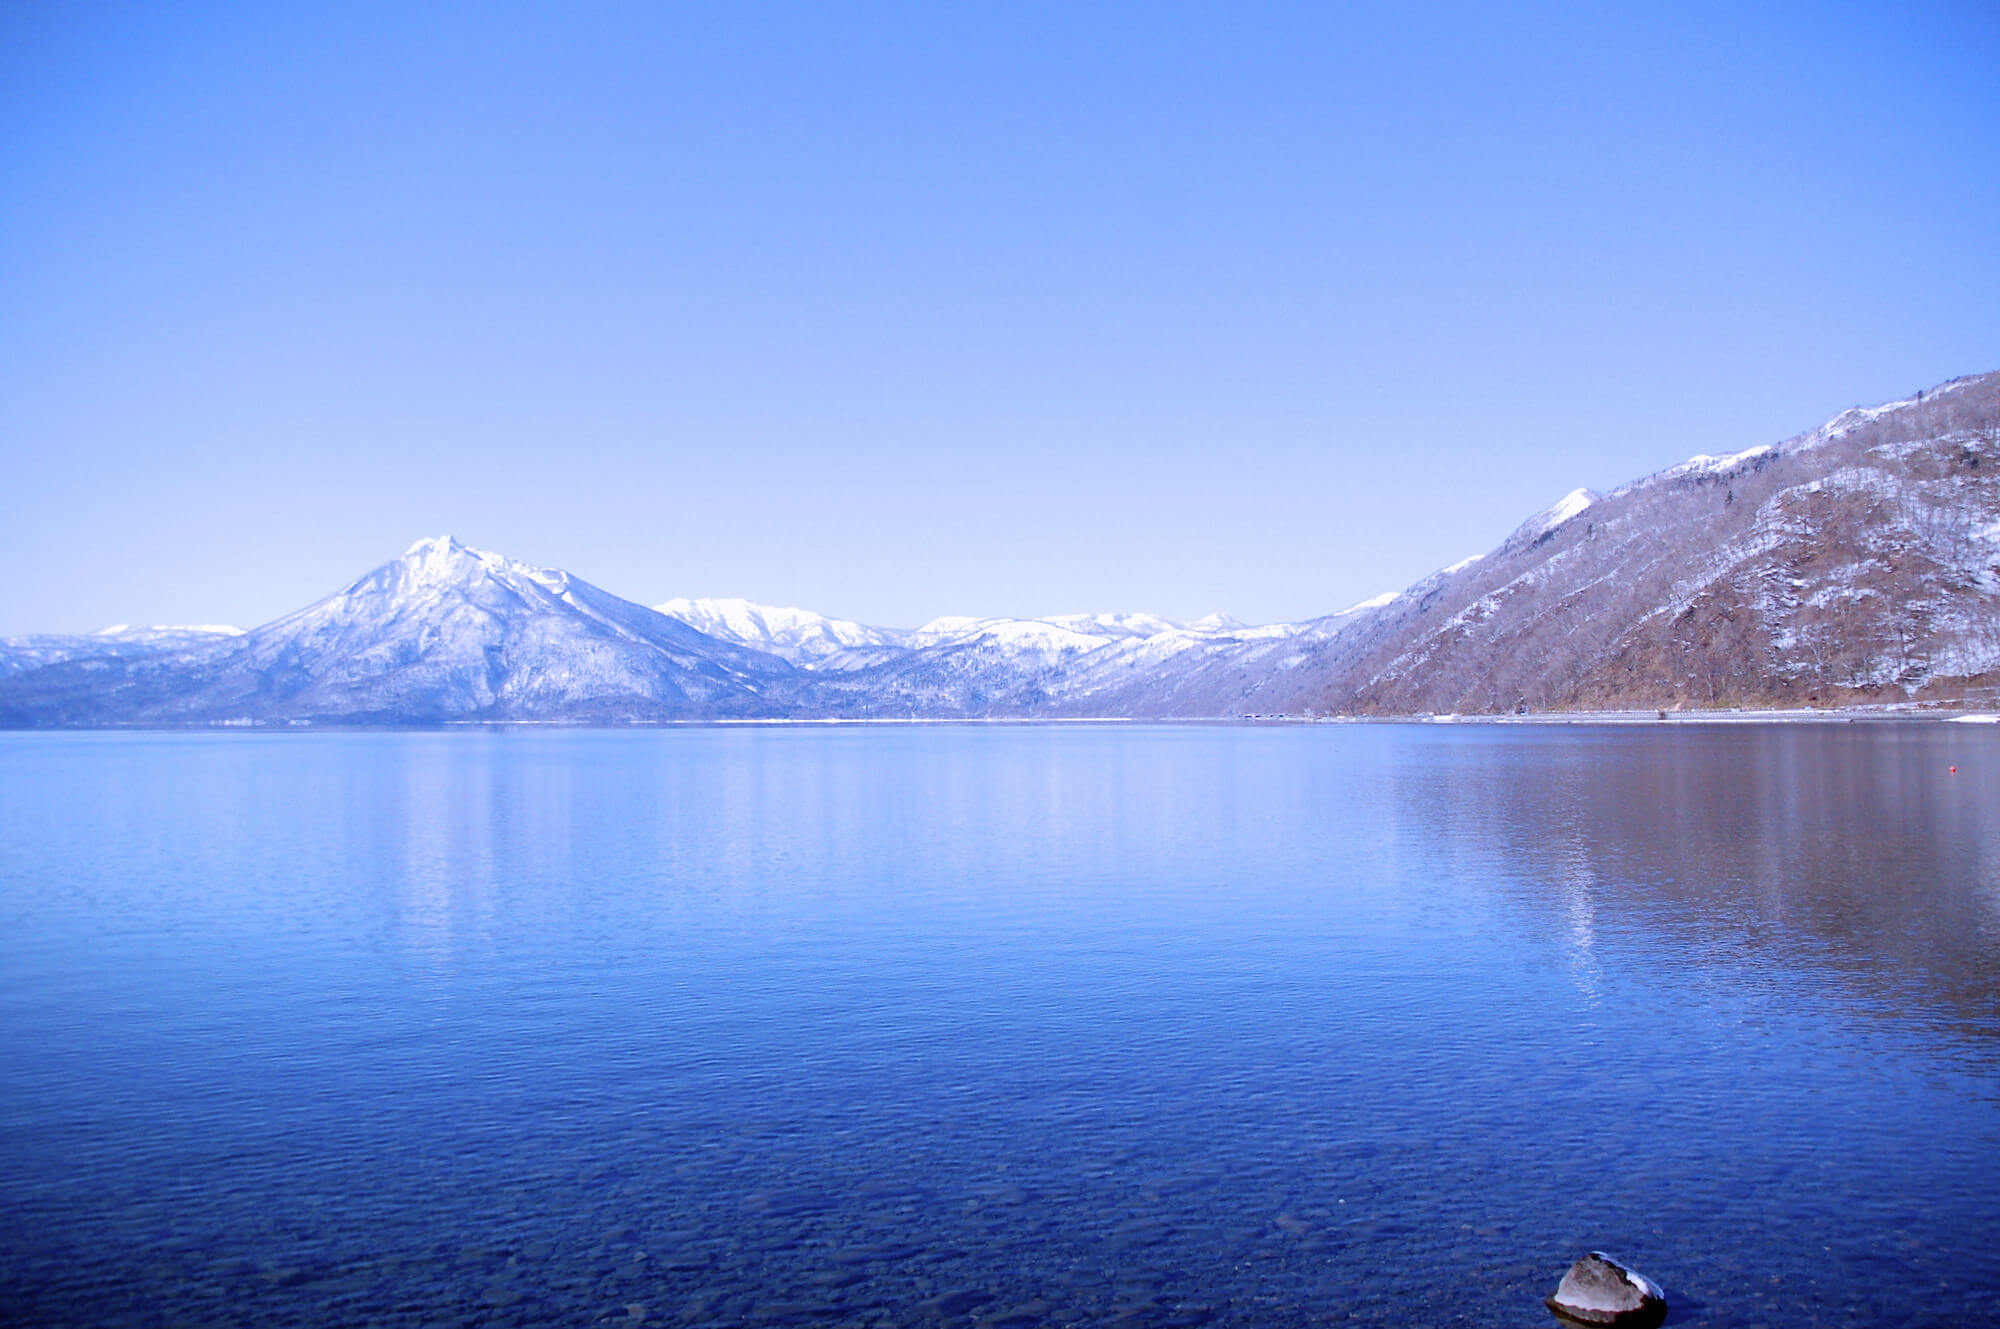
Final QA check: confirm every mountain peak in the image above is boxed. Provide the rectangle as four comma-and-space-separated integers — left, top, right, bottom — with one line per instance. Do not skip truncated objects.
1507, 487, 1599, 546
388, 535, 547, 592
5, 370, 1993, 726
401, 533, 474, 562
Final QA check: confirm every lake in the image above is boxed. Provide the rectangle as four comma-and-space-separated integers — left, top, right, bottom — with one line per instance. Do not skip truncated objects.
1, 724, 1996, 1327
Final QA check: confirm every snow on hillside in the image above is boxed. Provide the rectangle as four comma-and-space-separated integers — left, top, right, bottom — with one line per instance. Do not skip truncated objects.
1507, 487, 1598, 546
904, 617, 1115, 656
0, 624, 247, 680
4, 371, 1994, 725
94, 624, 246, 640
655, 597, 905, 663
1285, 370, 2000, 714
0, 536, 798, 724
1042, 612, 1187, 639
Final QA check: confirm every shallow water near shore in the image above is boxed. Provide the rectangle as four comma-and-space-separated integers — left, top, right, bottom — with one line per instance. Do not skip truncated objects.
2, 725, 1997, 1328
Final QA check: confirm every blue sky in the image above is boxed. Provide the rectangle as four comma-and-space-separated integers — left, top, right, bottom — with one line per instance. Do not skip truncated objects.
3, 1, 1996, 633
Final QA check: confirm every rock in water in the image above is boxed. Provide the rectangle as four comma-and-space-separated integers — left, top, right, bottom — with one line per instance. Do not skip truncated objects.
1546, 1251, 1667, 1327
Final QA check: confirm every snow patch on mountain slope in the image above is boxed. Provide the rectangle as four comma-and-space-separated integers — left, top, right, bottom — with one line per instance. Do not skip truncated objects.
1821, 398, 1925, 441
138, 534, 806, 721
94, 624, 245, 639
1508, 488, 1597, 546
902, 611, 1286, 654
11, 369, 1996, 725
1657, 444, 1774, 480
1793, 374, 1985, 449
655, 596, 905, 663
1042, 612, 1186, 639
0, 623, 250, 681
907, 617, 1115, 657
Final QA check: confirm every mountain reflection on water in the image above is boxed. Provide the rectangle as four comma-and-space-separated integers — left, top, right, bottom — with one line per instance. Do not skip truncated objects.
1397, 725, 2000, 1045
0, 724, 1995, 1329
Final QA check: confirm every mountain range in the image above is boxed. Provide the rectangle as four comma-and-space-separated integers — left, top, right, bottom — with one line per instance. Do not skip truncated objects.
4, 371, 1996, 724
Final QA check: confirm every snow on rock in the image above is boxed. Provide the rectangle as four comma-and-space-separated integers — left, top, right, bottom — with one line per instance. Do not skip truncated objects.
1546, 1252, 1666, 1328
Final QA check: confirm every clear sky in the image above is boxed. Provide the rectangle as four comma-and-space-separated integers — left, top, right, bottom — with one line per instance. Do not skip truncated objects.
3, 1, 1996, 634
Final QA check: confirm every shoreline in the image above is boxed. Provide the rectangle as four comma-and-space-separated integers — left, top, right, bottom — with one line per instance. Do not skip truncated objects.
3, 706, 1998, 732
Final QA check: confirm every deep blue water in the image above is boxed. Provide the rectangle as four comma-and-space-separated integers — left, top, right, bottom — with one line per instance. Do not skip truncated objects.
1, 724, 1997, 1328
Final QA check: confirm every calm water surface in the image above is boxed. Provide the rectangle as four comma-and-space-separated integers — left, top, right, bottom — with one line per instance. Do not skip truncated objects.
1, 725, 1997, 1328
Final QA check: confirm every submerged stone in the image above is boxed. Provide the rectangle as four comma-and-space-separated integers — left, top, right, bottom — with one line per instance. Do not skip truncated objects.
1546, 1251, 1667, 1327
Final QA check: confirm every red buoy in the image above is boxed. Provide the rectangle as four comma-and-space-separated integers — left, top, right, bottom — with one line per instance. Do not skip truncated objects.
1951, 766, 1959, 774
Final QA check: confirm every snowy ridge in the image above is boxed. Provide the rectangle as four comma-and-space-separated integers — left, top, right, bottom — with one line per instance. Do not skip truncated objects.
894, 609, 1295, 656
1754, 373, 1989, 455
2, 371, 1995, 723
906, 617, 1116, 656
1656, 444, 1773, 482
1043, 612, 1187, 639
94, 624, 245, 639
1507, 488, 1597, 546
0, 623, 249, 681
655, 596, 906, 663
1301, 370, 2000, 713
1595, 385, 1986, 504
0, 536, 799, 723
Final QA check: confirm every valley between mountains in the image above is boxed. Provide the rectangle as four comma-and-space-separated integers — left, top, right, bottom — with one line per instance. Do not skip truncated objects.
6, 372, 1998, 725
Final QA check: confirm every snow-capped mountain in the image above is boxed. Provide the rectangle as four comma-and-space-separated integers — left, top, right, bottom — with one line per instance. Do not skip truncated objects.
2, 371, 1994, 724
904, 615, 1139, 653
653, 597, 907, 663
1504, 487, 1599, 549
815, 610, 1325, 715
95, 624, 245, 642
0, 625, 244, 681
1253, 370, 2000, 715
792, 609, 1313, 716
650, 600, 1266, 665
975, 588, 1393, 719
0, 537, 798, 724
793, 370, 1999, 718
644, 602, 1303, 710
1041, 612, 1190, 639
899, 611, 1266, 652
